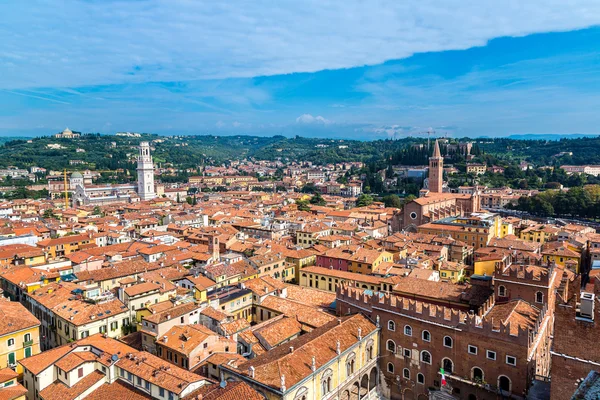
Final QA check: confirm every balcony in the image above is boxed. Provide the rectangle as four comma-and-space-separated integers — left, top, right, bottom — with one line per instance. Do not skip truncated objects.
23, 339, 33, 347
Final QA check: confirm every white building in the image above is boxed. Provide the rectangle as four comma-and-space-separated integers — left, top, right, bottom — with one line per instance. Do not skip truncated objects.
137, 142, 156, 201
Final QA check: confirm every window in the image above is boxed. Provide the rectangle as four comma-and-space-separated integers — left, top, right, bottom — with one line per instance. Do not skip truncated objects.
120, 368, 125, 377
7, 339, 14, 347
442, 358, 453, 374
472, 367, 484, 382
403, 368, 410, 379
498, 376, 511, 392
24, 333, 31, 342
78, 368, 83, 378
145, 380, 150, 390
386, 340, 396, 353
387, 363, 394, 373
99, 326, 106, 334
506, 355, 517, 366
420, 351, 432, 364
498, 285, 506, 297
422, 330, 431, 342
81, 331, 89, 339
24, 347, 32, 358
535, 291, 544, 303
159, 388, 165, 397
403, 348, 411, 357
404, 325, 412, 336
443, 336, 453, 348
127, 372, 132, 381
486, 350, 496, 360
387, 320, 396, 331
417, 373, 425, 384
137, 377, 142, 386
346, 356, 355, 375
468, 345, 478, 355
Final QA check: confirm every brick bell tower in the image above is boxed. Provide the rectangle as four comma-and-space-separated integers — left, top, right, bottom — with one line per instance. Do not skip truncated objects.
429, 139, 443, 193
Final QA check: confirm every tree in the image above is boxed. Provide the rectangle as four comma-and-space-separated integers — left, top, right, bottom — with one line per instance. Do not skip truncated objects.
310, 192, 326, 206
43, 208, 57, 220
296, 199, 310, 211
92, 206, 102, 216
356, 194, 374, 207
382, 194, 402, 208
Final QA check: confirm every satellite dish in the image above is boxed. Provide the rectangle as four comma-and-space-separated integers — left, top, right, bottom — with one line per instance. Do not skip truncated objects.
111, 354, 119, 362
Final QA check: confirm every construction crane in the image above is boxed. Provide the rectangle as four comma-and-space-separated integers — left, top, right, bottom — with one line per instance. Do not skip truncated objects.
63, 169, 69, 209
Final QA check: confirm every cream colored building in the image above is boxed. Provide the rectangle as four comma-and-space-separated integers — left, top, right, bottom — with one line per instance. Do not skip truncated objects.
222, 314, 380, 400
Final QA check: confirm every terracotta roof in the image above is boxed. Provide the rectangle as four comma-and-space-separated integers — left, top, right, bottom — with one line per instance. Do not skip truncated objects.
258, 295, 335, 328
0, 300, 40, 336
84, 380, 152, 400
0, 383, 28, 400
183, 381, 263, 400
116, 351, 206, 395
39, 370, 105, 400
225, 314, 376, 391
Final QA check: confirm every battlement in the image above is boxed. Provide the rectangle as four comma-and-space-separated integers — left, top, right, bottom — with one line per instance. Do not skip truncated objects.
338, 283, 547, 347
494, 263, 553, 286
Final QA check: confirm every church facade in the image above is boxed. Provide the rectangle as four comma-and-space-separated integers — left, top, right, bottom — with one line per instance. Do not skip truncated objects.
71, 142, 156, 206
391, 139, 480, 232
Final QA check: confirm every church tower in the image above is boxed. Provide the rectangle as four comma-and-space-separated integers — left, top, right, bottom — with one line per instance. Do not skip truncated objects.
429, 139, 443, 193
137, 142, 156, 201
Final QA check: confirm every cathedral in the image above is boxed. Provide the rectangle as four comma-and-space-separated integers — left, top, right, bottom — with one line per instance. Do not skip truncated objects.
392, 139, 481, 232
71, 142, 156, 206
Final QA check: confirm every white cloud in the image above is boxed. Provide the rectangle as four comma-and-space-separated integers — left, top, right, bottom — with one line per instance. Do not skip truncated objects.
2, 1, 600, 89
296, 114, 331, 124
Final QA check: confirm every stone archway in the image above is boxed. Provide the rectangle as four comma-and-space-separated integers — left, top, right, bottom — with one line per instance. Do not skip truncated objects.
360, 374, 369, 397
340, 389, 351, 400
369, 367, 377, 390
349, 381, 361, 400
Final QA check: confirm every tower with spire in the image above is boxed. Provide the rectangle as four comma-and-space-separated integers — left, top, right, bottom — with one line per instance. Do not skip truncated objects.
429, 139, 443, 193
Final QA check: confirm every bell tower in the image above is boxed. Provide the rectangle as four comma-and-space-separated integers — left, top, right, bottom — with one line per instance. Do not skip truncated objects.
137, 141, 156, 201
429, 139, 443, 193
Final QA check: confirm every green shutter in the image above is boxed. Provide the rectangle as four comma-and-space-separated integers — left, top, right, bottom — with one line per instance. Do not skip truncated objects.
25, 347, 32, 358
7, 352, 15, 366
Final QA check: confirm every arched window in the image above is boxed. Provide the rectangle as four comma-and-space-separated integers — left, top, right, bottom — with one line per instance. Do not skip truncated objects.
387, 363, 394, 373
403, 368, 410, 379
422, 330, 431, 342
386, 339, 396, 353
404, 325, 412, 336
346, 354, 356, 376
388, 320, 396, 331
417, 373, 424, 384
366, 339, 374, 361
443, 336, 453, 348
498, 285, 506, 297
294, 387, 308, 400
535, 291, 544, 303
442, 358, 454, 374
321, 370, 332, 395
420, 351, 432, 364
472, 367, 484, 383
498, 375, 511, 392
24, 333, 31, 342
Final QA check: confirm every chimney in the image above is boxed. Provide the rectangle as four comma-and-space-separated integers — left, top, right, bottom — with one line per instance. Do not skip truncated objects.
357, 327, 362, 340
311, 356, 316, 372
579, 292, 595, 321
280, 374, 286, 392
248, 366, 255, 378
336, 340, 340, 355
163, 336, 168, 343
289, 346, 294, 353
166, 314, 171, 320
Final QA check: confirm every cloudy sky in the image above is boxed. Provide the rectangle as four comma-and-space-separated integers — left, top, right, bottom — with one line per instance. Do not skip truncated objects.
1, 0, 600, 138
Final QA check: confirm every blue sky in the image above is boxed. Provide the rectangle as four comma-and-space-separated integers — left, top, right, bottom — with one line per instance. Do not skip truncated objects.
1, 1, 600, 138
